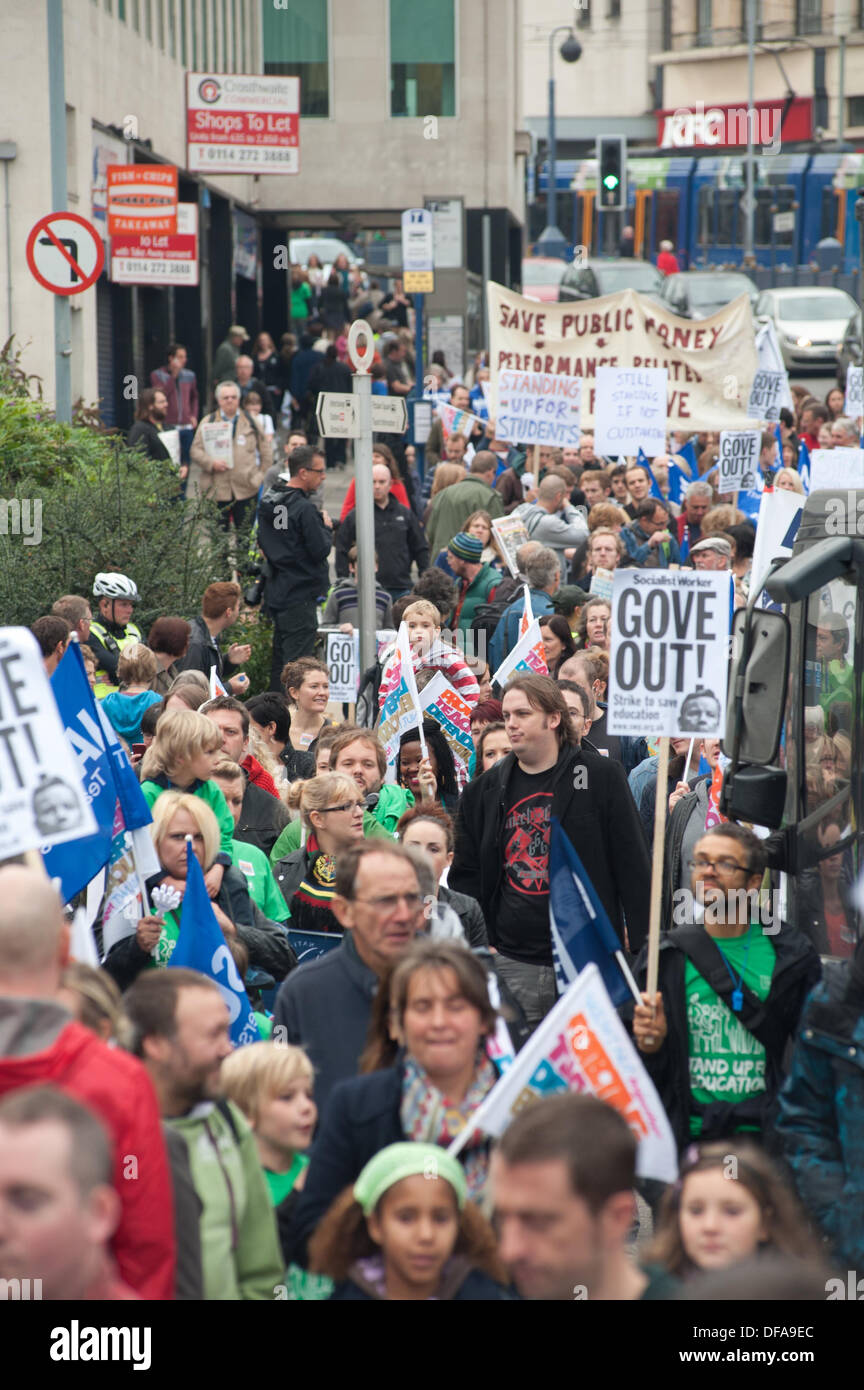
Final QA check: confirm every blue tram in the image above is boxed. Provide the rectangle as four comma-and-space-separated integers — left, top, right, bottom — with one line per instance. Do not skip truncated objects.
532, 149, 864, 272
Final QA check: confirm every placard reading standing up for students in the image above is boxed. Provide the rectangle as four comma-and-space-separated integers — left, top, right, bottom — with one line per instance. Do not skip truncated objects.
718, 429, 761, 493
607, 570, 730, 739
495, 370, 581, 446
593, 367, 667, 457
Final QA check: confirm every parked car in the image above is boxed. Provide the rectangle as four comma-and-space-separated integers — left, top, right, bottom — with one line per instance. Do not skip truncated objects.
658, 270, 758, 319
836, 310, 862, 386
754, 286, 858, 370
521, 256, 568, 302
557, 258, 663, 302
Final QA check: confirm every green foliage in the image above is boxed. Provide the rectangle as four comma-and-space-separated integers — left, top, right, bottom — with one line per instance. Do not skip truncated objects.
0, 373, 231, 628
232, 610, 274, 696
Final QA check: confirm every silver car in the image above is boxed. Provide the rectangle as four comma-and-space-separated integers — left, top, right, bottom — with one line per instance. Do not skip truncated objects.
755, 287, 858, 370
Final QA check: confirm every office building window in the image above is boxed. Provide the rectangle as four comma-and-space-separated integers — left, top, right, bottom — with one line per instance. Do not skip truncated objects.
848, 95, 864, 124
131, 0, 140, 30
202, 0, 209, 67
222, 0, 229, 69
262, 0, 329, 116
145, 0, 152, 40
796, 0, 821, 34
118, 0, 126, 18
390, 0, 455, 117
191, 0, 197, 67
696, 0, 712, 45
607, 0, 621, 18
575, 0, 591, 28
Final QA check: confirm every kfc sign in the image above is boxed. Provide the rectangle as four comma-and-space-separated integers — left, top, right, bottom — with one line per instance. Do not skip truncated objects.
657, 98, 812, 150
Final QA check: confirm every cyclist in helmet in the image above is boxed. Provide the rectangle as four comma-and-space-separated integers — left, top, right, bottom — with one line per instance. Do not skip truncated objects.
87, 573, 143, 698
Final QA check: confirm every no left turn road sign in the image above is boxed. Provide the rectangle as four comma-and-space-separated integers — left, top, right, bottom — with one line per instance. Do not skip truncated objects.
26, 211, 104, 296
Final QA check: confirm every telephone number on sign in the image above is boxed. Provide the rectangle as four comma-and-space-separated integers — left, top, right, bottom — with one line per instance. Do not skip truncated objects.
114, 261, 196, 279
196, 147, 295, 163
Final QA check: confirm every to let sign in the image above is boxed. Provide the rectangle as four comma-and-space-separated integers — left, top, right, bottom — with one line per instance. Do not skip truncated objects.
186, 73, 300, 175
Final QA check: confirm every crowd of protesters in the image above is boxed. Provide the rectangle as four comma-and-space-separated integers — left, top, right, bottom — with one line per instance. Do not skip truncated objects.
11, 309, 864, 1307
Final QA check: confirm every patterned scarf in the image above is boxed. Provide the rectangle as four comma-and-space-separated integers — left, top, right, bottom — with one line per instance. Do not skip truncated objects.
400, 1053, 498, 1203
289, 833, 342, 935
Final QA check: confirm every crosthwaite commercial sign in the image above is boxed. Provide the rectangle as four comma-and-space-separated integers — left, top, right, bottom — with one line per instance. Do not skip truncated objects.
656, 97, 813, 150
487, 281, 760, 432
186, 73, 299, 174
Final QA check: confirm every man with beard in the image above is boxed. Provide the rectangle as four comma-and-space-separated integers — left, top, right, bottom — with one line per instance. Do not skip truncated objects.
124, 970, 283, 1300
126, 388, 173, 462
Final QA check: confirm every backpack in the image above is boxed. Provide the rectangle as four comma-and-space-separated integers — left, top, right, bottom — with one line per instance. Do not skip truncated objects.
469, 574, 523, 645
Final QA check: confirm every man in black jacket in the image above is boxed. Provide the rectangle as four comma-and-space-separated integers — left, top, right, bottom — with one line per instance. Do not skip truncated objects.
629, 823, 820, 1150
258, 444, 332, 689
450, 674, 650, 1029
175, 581, 250, 694
272, 842, 426, 1112
127, 388, 172, 463
335, 463, 428, 601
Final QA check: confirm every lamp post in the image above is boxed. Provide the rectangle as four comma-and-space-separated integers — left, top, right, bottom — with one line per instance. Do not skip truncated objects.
537, 25, 582, 257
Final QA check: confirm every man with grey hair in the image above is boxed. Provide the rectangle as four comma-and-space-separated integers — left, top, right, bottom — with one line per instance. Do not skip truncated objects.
489, 545, 561, 671
675, 478, 714, 551
0, 865, 175, 1298
189, 378, 273, 528
516, 473, 588, 579
831, 416, 859, 448
234, 353, 276, 420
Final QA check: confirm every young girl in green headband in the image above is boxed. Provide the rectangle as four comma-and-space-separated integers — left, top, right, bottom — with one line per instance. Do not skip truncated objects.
308, 1142, 514, 1301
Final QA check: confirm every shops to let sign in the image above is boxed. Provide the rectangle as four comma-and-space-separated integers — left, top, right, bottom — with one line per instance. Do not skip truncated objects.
186, 73, 300, 175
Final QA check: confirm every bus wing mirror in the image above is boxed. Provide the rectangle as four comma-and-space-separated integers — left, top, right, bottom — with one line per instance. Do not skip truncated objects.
722, 608, 790, 766
765, 536, 853, 604
722, 764, 787, 830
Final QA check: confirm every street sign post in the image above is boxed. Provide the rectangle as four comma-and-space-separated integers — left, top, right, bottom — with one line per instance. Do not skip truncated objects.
347, 321, 378, 677
370, 396, 408, 433
315, 393, 359, 438
26, 212, 104, 296
401, 208, 435, 293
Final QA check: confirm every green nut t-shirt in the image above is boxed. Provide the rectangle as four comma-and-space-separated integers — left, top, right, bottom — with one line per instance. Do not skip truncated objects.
686, 925, 776, 1137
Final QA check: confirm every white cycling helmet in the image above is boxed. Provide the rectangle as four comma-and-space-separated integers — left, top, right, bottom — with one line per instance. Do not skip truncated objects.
93, 572, 139, 601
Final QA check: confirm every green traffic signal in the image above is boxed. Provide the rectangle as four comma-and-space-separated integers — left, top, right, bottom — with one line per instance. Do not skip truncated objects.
603, 173, 619, 190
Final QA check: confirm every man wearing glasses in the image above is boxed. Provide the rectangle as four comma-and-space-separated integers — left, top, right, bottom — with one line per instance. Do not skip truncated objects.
259, 444, 333, 689
629, 823, 819, 1151
272, 842, 426, 1112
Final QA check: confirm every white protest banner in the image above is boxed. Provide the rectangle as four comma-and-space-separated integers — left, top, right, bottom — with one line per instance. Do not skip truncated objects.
809, 447, 864, 491
845, 365, 863, 418
608, 570, 731, 739
491, 514, 530, 577
594, 367, 667, 457
747, 369, 787, 423
753, 318, 795, 412
487, 281, 759, 431
750, 489, 805, 598
200, 420, 233, 468
495, 370, 581, 447
377, 624, 426, 771
158, 429, 181, 465
718, 429, 761, 493
325, 631, 359, 703
420, 672, 474, 789
436, 401, 480, 439
0, 628, 97, 859
448, 962, 677, 1184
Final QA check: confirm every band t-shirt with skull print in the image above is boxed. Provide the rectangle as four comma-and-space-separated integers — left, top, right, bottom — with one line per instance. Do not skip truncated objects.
496, 765, 554, 964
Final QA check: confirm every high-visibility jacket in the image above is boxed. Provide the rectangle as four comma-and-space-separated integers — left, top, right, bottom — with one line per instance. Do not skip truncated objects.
88, 619, 142, 698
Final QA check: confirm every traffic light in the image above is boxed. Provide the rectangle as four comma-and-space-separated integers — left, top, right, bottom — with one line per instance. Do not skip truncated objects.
597, 135, 627, 211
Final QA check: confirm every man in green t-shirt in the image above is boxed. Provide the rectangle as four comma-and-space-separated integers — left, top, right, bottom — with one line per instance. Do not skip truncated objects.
629, 823, 820, 1150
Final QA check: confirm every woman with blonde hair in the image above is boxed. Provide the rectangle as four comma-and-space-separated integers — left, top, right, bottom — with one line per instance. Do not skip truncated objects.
101, 790, 296, 990
271, 773, 366, 933
774, 466, 805, 495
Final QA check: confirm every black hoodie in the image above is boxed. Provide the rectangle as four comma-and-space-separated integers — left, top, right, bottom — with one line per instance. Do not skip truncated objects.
258, 481, 332, 607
